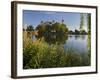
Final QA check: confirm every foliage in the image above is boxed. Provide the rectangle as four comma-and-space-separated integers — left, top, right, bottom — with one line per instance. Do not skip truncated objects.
26, 25, 34, 31
68, 29, 87, 35
35, 21, 69, 44
81, 30, 87, 34
87, 14, 91, 34
36, 21, 68, 38
75, 29, 80, 34
68, 30, 74, 34
23, 17, 91, 69
80, 14, 84, 32
23, 37, 90, 69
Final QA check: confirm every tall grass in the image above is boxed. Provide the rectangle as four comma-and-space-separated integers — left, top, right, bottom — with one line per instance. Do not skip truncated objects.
23, 36, 90, 69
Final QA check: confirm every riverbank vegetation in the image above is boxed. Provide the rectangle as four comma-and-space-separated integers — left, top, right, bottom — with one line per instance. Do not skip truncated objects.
23, 37, 90, 69
23, 13, 91, 69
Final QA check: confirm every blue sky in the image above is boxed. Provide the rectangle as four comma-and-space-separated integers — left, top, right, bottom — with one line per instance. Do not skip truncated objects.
23, 10, 88, 31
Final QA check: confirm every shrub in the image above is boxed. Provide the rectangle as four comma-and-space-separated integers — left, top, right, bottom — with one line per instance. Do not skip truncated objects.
23, 37, 90, 69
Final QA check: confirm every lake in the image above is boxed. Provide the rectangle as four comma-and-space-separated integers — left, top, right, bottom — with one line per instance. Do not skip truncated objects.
32, 35, 89, 54
64, 35, 88, 54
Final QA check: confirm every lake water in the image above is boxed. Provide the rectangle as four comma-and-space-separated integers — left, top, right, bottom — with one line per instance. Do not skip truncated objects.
64, 35, 88, 54
32, 35, 89, 54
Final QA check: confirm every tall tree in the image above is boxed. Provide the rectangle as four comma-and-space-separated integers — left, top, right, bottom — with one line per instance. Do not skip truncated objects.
80, 14, 84, 32
87, 14, 91, 34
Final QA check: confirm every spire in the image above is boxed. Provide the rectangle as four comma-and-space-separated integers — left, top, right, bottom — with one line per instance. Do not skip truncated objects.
52, 20, 55, 23
61, 17, 64, 24
41, 20, 43, 24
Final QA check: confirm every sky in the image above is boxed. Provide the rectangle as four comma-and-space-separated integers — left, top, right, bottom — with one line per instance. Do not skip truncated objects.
23, 10, 88, 31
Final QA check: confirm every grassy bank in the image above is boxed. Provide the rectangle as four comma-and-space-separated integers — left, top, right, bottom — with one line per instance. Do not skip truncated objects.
23, 37, 90, 69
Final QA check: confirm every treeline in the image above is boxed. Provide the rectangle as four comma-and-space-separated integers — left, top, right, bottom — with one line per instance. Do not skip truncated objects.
68, 29, 87, 35
24, 13, 91, 35
24, 20, 88, 36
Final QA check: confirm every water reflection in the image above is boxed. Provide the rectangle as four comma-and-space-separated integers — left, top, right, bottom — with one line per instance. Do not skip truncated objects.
69, 35, 86, 40
35, 33, 68, 44
64, 35, 88, 54
33, 34, 90, 54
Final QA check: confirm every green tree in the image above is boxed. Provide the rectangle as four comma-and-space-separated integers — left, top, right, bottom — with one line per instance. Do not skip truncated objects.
52, 22, 68, 33
36, 21, 68, 44
87, 14, 91, 64
61, 23, 68, 33
35, 24, 45, 37
26, 25, 34, 31
36, 21, 68, 36
52, 22, 61, 32
87, 14, 91, 34
75, 29, 80, 34
80, 14, 84, 33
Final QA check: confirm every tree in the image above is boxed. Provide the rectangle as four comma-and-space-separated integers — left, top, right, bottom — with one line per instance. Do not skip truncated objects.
26, 25, 34, 31
80, 14, 84, 32
23, 28, 25, 31
52, 22, 68, 34
75, 29, 80, 34
35, 24, 45, 37
36, 21, 69, 44
52, 22, 61, 32
87, 14, 91, 34
81, 30, 87, 34
61, 23, 68, 33
68, 30, 74, 34
26, 25, 34, 39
